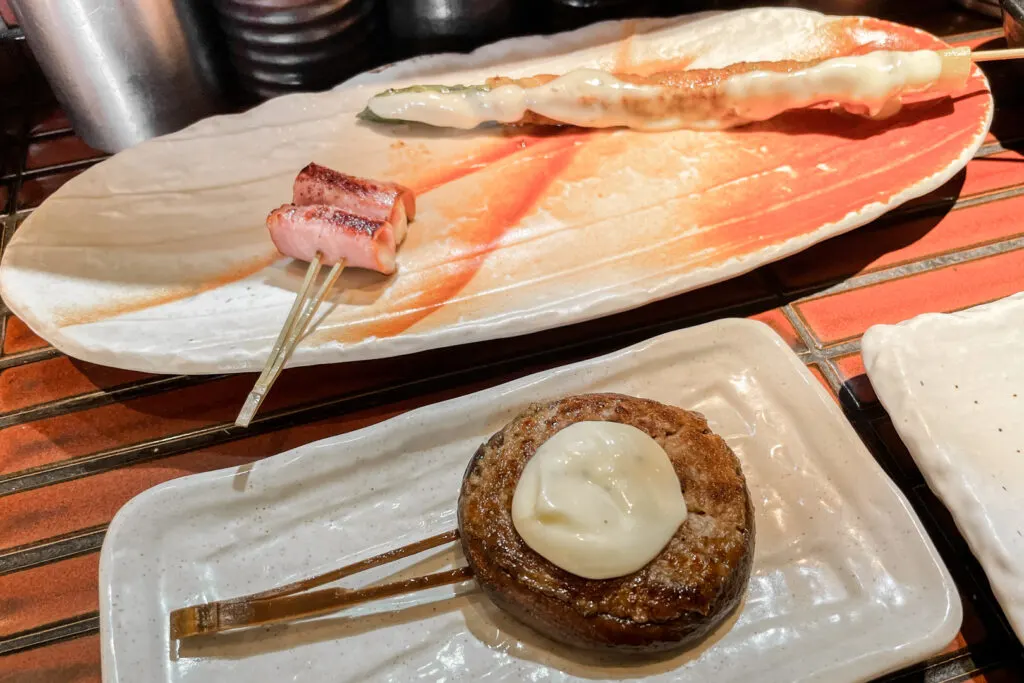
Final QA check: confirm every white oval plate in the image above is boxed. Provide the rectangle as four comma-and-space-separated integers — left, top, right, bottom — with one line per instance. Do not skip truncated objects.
99, 319, 959, 682
0, 9, 992, 374
863, 292, 1024, 645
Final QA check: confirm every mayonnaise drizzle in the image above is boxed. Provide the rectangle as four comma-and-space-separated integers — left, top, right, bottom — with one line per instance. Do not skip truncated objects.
722, 49, 945, 122
365, 49, 968, 131
511, 421, 687, 580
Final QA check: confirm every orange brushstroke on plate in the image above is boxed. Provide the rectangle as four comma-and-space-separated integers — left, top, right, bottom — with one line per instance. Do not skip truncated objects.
402, 135, 546, 195
613, 21, 637, 70
334, 133, 589, 340
640, 84, 988, 280
57, 252, 280, 327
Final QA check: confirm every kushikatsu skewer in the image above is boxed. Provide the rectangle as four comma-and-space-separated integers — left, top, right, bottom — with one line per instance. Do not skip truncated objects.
234, 164, 416, 428
360, 46, 1016, 132
170, 529, 468, 639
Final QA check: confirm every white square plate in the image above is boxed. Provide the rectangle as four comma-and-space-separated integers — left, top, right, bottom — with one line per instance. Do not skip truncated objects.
100, 319, 959, 682
863, 292, 1024, 645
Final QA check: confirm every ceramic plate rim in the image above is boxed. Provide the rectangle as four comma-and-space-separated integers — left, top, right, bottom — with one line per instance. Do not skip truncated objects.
862, 292, 1024, 644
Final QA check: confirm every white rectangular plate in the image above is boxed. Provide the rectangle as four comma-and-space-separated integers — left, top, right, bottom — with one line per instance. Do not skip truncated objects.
100, 320, 959, 682
863, 292, 1024, 644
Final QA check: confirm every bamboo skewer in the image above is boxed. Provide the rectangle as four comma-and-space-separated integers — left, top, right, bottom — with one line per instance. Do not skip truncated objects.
971, 48, 1024, 62
171, 567, 474, 639
170, 529, 468, 639
235, 253, 346, 428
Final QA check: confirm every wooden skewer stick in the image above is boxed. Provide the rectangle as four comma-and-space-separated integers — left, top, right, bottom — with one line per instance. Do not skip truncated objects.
246, 529, 460, 602
171, 567, 473, 639
235, 253, 345, 428
169, 529, 467, 639
971, 47, 1024, 62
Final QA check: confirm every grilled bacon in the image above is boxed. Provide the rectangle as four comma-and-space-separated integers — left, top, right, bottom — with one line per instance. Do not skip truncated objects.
266, 164, 416, 274
267, 204, 403, 274
293, 163, 415, 243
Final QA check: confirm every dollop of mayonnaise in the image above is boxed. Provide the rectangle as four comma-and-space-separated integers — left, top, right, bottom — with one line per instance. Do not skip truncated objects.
511, 421, 687, 580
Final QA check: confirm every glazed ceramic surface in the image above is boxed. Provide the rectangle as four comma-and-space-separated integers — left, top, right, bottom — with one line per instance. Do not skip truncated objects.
99, 320, 960, 682
863, 293, 1024, 645
0, 8, 993, 374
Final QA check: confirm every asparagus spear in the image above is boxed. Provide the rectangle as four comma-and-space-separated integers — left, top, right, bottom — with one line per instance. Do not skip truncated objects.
358, 83, 492, 123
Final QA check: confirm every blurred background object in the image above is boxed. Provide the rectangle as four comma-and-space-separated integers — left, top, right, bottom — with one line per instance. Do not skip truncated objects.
954, 0, 1003, 18
543, 0, 665, 32
214, 0, 386, 103
386, 0, 515, 57
9, 0, 230, 153
1004, 0, 1024, 45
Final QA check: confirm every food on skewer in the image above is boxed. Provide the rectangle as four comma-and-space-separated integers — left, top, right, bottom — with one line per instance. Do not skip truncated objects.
177, 393, 756, 657
270, 163, 414, 275
234, 165, 416, 428
293, 162, 416, 233
360, 47, 979, 131
267, 204, 405, 275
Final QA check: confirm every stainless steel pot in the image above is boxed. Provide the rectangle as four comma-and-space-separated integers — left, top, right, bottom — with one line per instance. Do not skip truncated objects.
214, 0, 382, 101
1004, 0, 1024, 46
10, 0, 229, 153
386, 0, 514, 55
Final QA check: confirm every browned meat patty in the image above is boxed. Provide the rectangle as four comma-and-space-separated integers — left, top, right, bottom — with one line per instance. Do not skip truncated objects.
457, 393, 754, 653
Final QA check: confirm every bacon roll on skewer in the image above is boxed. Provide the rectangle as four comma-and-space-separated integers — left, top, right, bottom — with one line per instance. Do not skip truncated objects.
293, 163, 416, 233
271, 163, 415, 275
266, 204, 405, 275
236, 165, 416, 428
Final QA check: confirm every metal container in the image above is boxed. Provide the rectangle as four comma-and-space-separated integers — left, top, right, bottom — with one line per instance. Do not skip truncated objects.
1004, 0, 1024, 46
953, 0, 1004, 18
544, 0, 662, 32
386, 0, 514, 56
214, 0, 383, 102
10, 0, 229, 153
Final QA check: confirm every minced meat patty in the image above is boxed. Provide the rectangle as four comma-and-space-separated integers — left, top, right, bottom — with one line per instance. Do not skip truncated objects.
458, 393, 755, 653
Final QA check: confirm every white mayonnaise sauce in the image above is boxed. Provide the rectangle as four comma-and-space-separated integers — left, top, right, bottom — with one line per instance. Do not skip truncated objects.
366, 70, 672, 130
368, 84, 527, 129
721, 49, 944, 121
523, 69, 686, 131
511, 421, 687, 580
365, 49, 968, 131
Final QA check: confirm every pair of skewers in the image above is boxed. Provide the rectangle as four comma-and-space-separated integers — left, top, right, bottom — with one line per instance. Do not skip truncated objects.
170, 528, 468, 639
235, 252, 345, 427
234, 46, 1023, 429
